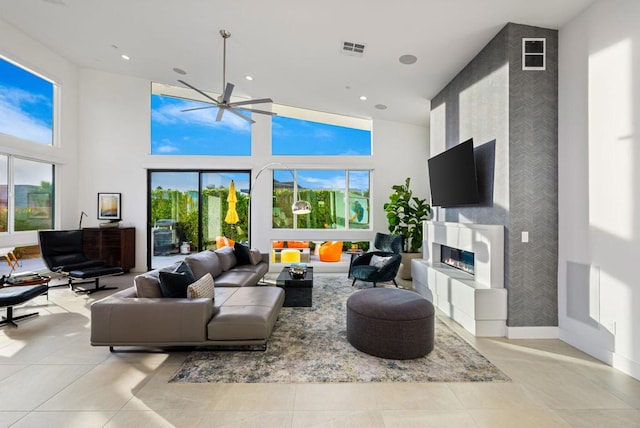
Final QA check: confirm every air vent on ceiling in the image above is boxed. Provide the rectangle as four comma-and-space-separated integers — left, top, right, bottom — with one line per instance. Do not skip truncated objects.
341, 41, 366, 57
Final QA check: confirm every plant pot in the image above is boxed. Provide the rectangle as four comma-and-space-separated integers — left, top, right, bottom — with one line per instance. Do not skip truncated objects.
399, 252, 422, 280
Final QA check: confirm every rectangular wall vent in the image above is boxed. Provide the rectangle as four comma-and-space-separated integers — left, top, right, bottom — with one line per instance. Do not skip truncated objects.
522, 38, 546, 70
341, 41, 366, 57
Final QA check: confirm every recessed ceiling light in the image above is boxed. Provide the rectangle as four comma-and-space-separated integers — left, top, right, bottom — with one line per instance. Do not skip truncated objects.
245, 75, 253, 81
173, 67, 187, 75
121, 54, 130, 61
374, 104, 388, 110
359, 96, 367, 101
399, 54, 418, 65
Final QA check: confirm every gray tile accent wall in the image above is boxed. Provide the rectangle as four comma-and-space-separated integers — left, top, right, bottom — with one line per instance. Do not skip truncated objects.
507, 24, 558, 327
430, 23, 558, 327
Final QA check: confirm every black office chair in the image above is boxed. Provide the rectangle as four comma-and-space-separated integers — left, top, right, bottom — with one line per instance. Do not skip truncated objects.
351, 233, 404, 287
38, 230, 123, 294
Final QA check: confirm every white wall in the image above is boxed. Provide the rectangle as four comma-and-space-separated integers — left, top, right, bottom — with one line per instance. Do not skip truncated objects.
559, 0, 640, 380
76, 70, 430, 271
0, 17, 80, 249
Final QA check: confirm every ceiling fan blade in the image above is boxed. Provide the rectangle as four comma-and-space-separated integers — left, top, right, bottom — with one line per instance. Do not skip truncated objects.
216, 106, 225, 122
235, 107, 277, 116
229, 98, 273, 107
222, 82, 235, 104
177, 79, 220, 105
226, 106, 255, 124
181, 105, 217, 112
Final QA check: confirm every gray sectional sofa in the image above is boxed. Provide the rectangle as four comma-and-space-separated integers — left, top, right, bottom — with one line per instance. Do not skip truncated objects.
90, 246, 284, 350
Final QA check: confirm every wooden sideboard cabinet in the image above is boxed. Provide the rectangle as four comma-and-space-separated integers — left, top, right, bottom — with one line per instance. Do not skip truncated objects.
83, 227, 135, 273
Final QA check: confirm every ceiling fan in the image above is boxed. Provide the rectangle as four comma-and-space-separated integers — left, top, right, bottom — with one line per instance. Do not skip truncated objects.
178, 29, 275, 124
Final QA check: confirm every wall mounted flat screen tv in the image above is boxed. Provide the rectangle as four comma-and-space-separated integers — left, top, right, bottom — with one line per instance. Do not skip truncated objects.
428, 138, 481, 207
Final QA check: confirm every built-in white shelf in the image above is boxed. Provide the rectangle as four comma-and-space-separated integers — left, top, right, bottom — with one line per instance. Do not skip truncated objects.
412, 221, 507, 337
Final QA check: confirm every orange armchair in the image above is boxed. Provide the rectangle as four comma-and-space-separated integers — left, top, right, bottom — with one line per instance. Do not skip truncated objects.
215, 236, 235, 249
287, 240, 309, 248
319, 241, 343, 262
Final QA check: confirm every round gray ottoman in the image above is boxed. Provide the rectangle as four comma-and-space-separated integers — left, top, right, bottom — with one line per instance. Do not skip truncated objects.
346, 288, 434, 359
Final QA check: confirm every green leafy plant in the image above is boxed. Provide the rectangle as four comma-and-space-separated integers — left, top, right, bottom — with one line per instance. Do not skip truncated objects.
383, 177, 432, 253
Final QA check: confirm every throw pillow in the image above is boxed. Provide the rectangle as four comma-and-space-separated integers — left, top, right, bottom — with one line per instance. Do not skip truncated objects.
370, 254, 392, 268
234, 242, 252, 265
134, 262, 182, 298
215, 246, 237, 271
175, 261, 196, 280
187, 273, 215, 299
248, 248, 262, 265
159, 271, 193, 298
185, 250, 222, 279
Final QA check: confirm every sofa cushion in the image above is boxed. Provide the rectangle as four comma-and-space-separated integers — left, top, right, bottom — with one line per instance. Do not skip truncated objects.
207, 287, 284, 341
214, 270, 260, 287
134, 262, 180, 298
215, 246, 237, 271
185, 250, 222, 279
234, 242, 251, 265
159, 263, 196, 298
187, 273, 215, 299
249, 249, 262, 265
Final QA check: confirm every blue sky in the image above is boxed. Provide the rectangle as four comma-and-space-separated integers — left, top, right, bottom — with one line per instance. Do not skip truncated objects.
272, 116, 371, 156
274, 169, 369, 192
0, 58, 53, 145
151, 95, 252, 155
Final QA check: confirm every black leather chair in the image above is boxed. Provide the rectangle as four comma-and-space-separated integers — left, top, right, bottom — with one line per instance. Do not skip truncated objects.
351, 233, 404, 287
38, 230, 123, 294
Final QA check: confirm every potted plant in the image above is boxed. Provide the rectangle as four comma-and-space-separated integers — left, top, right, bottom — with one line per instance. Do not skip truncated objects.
383, 177, 432, 279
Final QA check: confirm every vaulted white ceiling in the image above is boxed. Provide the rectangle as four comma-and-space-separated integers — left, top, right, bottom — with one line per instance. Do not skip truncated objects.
0, 0, 596, 126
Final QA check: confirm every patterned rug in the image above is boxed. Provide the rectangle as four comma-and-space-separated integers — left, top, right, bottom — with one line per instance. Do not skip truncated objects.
169, 275, 510, 383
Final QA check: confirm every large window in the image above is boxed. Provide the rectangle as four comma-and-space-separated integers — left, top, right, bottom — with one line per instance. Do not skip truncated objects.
0, 57, 54, 146
148, 170, 249, 268
150, 83, 252, 155
273, 169, 370, 230
0, 156, 54, 233
0, 56, 56, 236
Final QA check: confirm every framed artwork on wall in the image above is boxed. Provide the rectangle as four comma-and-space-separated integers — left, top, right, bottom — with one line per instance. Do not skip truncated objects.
97, 193, 121, 220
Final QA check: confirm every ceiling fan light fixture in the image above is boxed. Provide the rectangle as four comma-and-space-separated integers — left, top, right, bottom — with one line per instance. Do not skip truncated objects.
177, 29, 275, 124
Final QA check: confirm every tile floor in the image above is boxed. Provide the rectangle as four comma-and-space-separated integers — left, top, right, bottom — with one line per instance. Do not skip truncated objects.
1, 273, 639, 427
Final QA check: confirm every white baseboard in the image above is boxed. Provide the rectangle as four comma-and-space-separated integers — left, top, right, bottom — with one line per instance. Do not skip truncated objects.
506, 326, 559, 339
612, 353, 640, 381
559, 330, 640, 381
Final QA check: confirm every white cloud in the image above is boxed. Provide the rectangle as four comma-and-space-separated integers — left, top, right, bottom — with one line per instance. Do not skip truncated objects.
302, 175, 346, 190
152, 98, 251, 134
153, 140, 180, 154
0, 86, 52, 144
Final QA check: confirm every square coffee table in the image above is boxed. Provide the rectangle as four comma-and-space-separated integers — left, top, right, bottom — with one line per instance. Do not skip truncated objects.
276, 266, 313, 307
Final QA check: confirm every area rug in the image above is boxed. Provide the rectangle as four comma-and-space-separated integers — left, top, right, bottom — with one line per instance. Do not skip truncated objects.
169, 275, 511, 383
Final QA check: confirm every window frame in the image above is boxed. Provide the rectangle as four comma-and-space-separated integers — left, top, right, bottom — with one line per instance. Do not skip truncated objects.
271, 105, 372, 156
0, 55, 57, 147
0, 55, 59, 243
272, 168, 371, 231
150, 82, 253, 156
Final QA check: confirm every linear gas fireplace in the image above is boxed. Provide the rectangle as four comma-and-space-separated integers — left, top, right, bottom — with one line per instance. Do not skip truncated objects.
441, 245, 475, 275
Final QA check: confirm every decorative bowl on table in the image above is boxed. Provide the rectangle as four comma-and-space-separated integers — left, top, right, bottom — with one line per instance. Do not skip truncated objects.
289, 265, 307, 279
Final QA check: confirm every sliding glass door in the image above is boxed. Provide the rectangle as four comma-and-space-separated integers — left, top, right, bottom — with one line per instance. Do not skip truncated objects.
147, 170, 249, 269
